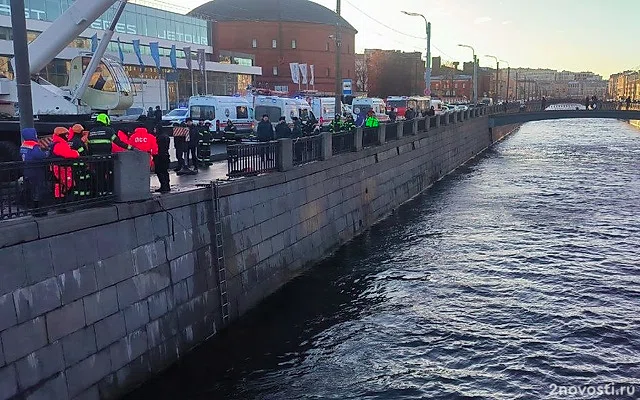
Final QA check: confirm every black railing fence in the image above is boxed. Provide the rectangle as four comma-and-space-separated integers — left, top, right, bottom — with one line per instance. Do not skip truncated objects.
385, 123, 398, 141
0, 156, 114, 220
331, 131, 354, 155
227, 141, 278, 178
362, 128, 378, 148
403, 120, 415, 135
293, 134, 323, 165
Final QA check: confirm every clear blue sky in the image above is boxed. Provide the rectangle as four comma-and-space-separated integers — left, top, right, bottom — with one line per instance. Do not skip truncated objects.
152, 0, 639, 78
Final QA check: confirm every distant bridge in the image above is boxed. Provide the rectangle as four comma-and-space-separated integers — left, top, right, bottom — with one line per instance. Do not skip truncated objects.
488, 108, 640, 127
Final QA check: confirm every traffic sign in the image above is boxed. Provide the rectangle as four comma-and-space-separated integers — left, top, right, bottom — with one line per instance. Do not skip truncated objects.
342, 79, 352, 95
424, 88, 431, 96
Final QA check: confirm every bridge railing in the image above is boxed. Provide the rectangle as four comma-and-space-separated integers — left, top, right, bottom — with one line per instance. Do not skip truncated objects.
292, 134, 323, 166
0, 156, 115, 220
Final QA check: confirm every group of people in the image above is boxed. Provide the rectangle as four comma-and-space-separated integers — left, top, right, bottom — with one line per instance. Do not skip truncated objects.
20, 112, 173, 214
172, 118, 213, 176
387, 106, 436, 123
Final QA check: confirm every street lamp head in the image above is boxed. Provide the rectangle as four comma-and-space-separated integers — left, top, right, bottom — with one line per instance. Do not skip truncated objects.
402, 10, 422, 17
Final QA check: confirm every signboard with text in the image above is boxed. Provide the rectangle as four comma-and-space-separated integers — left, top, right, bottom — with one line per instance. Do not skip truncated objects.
342, 79, 352, 95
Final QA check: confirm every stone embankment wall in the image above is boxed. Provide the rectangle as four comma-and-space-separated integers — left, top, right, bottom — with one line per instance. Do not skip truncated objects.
0, 115, 517, 399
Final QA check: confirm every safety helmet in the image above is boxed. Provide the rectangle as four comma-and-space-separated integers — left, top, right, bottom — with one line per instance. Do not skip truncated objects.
53, 127, 68, 136
96, 113, 110, 126
71, 124, 84, 134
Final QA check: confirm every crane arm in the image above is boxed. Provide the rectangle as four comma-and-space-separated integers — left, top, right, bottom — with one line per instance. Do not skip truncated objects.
28, 0, 120, 75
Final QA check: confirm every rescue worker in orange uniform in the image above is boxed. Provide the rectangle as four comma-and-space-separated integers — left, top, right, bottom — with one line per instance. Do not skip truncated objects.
128, 125, 158, 168
68, 123, 88, 155
49, 127, 81, 200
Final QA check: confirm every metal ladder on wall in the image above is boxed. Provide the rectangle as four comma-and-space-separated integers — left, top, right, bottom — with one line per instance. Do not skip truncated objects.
212, 182, 230, 326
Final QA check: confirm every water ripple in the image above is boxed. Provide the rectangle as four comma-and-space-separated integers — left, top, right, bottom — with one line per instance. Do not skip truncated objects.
128, 119, 640, 400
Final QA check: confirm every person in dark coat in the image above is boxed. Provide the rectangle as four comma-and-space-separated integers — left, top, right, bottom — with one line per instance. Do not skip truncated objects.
291, 116, 303, 138
405, 107, 415, 120
275, 116, 291, 139
388, 108, 397, 122
153, 125, 171, 193
256, 114, 274, 142
154, 106, 163, 124
147, 107, 154, 119
20, 128, 49, 214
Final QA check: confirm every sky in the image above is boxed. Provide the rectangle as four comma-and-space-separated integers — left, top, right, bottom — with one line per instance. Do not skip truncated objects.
140, 0, 640, 78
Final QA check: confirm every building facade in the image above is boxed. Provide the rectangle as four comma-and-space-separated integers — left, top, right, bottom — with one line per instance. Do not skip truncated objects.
608, 71, 639, 101
190, 0, 356, 95
0, 0, 262, 110
361, 49, 425, 98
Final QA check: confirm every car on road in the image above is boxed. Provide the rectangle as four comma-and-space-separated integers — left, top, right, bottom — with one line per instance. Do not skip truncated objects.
162, 108, 189, 126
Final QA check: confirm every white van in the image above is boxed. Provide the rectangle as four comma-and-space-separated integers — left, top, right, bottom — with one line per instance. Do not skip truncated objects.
311, 97, 342, 129
430, 99, 446, 115
188, 95, 255, 136
254, 96, 313, 127
352, 97, 390, 123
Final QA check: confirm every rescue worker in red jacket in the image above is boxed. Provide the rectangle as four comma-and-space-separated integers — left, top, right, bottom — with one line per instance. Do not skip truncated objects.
50, 127, 80, 200
128, 125, 158, 168
111, 128, 131, 153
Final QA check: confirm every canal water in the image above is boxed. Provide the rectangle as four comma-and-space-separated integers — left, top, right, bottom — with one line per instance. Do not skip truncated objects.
129, 119, 640, 399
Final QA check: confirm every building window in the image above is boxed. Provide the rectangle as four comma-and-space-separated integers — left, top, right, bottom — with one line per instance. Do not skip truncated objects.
326, 67, 330, 77
272, 39, 277, 48
463, 83, 466, 89
273, 66, 278, 76
252, 39, 257, 48
326, 42, 330, 51
347, 69, 350, 78
291, 39, 297, 49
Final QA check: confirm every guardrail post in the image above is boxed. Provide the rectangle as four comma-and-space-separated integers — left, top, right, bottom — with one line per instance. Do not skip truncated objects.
114, 151, 151, 202
435, 114, 441, 128
413, 118, 420, 134
277, 138, 293, 171
354, 128, 363, 151
377, 124, 386, 145
397, 121, 404, 139
320, 132, 332, 160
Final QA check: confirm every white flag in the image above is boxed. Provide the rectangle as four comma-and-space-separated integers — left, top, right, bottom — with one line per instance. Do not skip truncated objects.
309, 65, 315, 85
299, 64, 308, 84
289, 63, 300, 84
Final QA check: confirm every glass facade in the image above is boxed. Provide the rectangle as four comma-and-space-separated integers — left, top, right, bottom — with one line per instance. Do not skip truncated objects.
0, 0, 208, 45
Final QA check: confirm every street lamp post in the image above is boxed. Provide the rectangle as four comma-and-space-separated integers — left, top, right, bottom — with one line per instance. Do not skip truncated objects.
501, 59, 510, 101
334, 0, 342, 117
458, 44, 477, 104
485, 55, 499, 104
402, 11, 430, 98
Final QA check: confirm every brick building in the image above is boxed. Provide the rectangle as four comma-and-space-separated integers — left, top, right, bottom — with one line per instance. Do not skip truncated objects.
190, 0, 357, 94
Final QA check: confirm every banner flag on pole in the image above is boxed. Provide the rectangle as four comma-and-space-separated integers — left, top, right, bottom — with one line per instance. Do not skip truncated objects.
183, 47, 192, 70
289, 63, 300, 84
299, 64, 308, 84
117, 37, 125, 64
197, 48, 206, 74
91, 34, 98, 53
149, 42, 161, 69
132, 39, 145, 72
169, 45, 177, 71
310, 65, 315, 85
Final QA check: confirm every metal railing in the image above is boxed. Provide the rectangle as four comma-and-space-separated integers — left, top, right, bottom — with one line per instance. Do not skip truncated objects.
227, 141, 278, 178
0, 156, 115, 220
417, 118, 426, 132
403, 120, 414, 135
362, 127, 378, 147
293, 134, 323, 165
385, 122, 399, 141
332, 131, 354, 155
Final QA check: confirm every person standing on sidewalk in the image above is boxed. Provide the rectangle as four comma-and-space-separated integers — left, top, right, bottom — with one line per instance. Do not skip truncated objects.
153, 125, 171, 193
